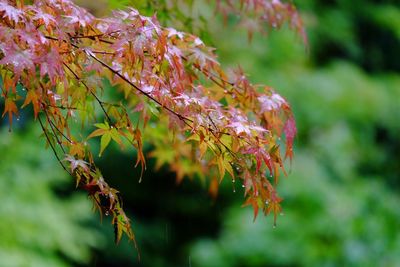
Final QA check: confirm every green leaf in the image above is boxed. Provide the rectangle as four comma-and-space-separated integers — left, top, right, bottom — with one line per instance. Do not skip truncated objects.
99, 132, 111, 156
110, 128, 122, 146
94, 122, 110, 130
217, 156, 225, 182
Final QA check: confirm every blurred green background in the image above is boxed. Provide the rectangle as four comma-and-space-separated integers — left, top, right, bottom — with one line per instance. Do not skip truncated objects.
1, 0, 399, 266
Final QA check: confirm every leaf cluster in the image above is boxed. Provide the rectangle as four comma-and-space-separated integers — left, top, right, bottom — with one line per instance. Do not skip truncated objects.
0, 0, 301, 246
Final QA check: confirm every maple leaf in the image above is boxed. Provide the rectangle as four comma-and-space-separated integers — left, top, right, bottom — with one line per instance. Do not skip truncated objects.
21, 89, 40, 118
265, 191, 283, 226
0, 44, 35, 78
88, 122, 124, 156
64, 155, 89, 173
31, 9, 57, 28
64, 5, 94, 27
284, 115, 296, 161
37, 47, 64, 85
2, 97, 18, 130
0, 2, 24, 23
258, 93, 286, 112
227, 114, 267, 136
243, 196, 261, 221
187, 46, 219, 69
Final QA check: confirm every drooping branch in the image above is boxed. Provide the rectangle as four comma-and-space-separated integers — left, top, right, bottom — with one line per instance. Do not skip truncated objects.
0, 0, 300, 246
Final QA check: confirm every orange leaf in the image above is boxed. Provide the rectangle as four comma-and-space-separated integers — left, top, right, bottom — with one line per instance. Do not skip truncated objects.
22, 90, 40, 118
2, 98, 18, 130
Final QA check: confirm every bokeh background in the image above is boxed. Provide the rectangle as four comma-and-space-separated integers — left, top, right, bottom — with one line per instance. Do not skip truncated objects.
1, 0, 399, 266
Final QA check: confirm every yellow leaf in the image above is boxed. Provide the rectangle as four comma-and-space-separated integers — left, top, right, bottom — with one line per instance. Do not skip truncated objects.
199, 141, 208, 158
217, 156, 225, 182
223, 160, 235, 179
87, 128, 107, 139
22, 90, 40, 118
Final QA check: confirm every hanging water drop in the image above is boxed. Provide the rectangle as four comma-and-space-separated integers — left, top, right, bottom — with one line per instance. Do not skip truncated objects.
105, 210, 109, 216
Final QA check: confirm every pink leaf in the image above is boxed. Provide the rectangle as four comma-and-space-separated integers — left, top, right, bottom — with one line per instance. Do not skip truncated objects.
0, 2, 24, 23
284, 116, 296, 161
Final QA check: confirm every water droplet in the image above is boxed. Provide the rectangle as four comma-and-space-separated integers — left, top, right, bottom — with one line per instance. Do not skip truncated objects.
233, 189, 236, 193
16, 117, 20, 121
242, 185, 245, 188
265, 201, 269, 205
273, 225, 276, 229
105, 211, 109, 216
232, 179, 235, 183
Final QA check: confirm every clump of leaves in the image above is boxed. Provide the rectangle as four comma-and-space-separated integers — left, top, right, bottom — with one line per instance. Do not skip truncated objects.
215, 0, 307, 42
0, 0, 301, 247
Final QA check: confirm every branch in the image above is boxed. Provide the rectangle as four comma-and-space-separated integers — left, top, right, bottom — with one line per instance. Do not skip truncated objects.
38, 115, 72, 176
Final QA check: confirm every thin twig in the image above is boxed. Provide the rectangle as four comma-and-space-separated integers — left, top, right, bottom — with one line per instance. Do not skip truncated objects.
38, 115, 72, 176
44, 110, 73, 144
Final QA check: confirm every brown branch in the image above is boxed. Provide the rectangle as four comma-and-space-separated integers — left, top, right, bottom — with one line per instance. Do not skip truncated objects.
85, 50, 195, 125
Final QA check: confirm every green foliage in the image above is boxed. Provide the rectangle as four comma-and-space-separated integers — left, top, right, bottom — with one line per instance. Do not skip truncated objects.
0, 126, 104, 267
190, 152, 400, 266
